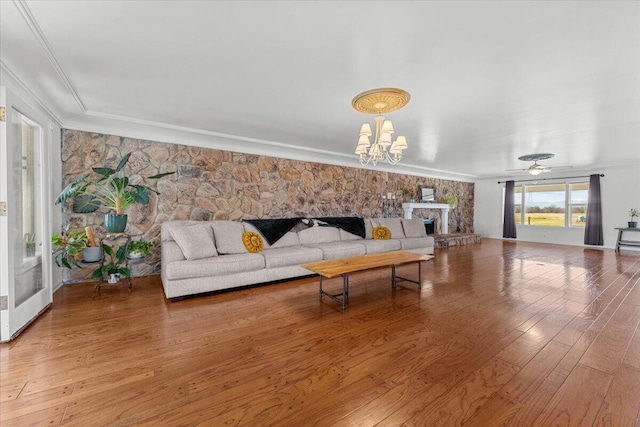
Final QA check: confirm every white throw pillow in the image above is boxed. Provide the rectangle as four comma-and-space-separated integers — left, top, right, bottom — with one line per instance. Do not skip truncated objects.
170, 224, 218, 260
211, 221, 248, 254
402, 218, 427, 238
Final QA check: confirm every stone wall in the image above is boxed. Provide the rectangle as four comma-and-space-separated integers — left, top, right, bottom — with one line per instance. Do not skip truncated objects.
61, 129, 474, 282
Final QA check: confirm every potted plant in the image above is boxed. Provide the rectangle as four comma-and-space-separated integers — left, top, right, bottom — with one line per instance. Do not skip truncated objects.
127, 239, 155, 259
54, 153, 174, 233
91, 243, 131, 283
629, 208, 639, 228
24, 233, 36, 258
443, 193, 457, 209
51, 229, 88, 269
82, 226, 102, 263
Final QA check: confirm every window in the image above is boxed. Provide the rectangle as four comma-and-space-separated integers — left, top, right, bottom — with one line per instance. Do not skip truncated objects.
512, 180, 589, 227
569, 182, 588, 226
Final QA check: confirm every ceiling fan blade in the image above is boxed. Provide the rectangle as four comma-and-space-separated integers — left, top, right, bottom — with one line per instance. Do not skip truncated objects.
505, 168, 528, 172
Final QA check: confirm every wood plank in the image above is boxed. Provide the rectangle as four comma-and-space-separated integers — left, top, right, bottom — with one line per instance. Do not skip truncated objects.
400, 358, 520, 426
505, 371, 568, 426
461, 393, 522, 427
623, 325, 640, 370
534, 363, 613, 426
501, 340, 570, 403
580, 325, 636, 375
593, 364, 640, 427
496, 320, 564, 368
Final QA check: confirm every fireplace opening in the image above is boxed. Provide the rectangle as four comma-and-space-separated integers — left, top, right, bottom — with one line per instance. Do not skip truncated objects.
423, 219, 435, 235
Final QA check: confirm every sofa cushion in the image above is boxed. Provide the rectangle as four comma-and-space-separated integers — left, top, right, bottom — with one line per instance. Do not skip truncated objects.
260, 246, 323, 268
339, 228, 363, 241
165, 253, 265, 280
303, 242, 366, 260
402, 218, 428, 238
170, 224, 218, 260
212, 221, 247, 254
364, 219, 373, 239
243, 223, 300, 249
360, 239, 402, 254
400, 237, 433, 250
371, 218, 405, 238
297, 226, 341, 245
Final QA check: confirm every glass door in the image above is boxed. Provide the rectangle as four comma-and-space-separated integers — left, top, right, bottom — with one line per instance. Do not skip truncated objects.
0, 87, 52, 342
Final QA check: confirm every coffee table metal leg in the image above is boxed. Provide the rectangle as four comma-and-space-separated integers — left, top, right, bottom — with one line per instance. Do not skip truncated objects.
392, 264, 396, 289
318, 274, 349, 310
394, 260, 424, 289
343, 274, 349, 310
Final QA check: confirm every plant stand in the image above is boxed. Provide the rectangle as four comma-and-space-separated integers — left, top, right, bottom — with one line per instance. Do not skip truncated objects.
93, 233, 133, 297
615, 227, 640, 253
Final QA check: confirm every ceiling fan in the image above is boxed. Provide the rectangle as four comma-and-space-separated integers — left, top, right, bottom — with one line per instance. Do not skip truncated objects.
507, 153, 572, 175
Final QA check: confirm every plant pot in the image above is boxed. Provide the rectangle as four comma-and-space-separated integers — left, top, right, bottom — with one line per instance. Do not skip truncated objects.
83, 246, 102, 263
25, 242, 36, 258
629, 221, 638, 228
127, 251, 144, 260
104, 214, 127, 233
108, 273, 121, 284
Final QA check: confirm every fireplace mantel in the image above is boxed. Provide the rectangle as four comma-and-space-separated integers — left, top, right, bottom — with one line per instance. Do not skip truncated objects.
401, 203, 451, 234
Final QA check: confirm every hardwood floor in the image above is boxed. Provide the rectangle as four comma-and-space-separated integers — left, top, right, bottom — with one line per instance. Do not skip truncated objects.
1, 239, 639, 426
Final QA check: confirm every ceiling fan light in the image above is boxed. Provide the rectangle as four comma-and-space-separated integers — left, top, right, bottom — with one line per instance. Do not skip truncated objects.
528, 168, 543, 176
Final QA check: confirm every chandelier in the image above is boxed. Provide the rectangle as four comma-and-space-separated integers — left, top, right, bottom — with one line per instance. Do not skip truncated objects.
352, 88, 410, 166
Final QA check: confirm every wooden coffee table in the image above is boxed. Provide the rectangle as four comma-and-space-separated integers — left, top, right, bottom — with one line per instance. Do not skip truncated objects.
301, 250, 434, 310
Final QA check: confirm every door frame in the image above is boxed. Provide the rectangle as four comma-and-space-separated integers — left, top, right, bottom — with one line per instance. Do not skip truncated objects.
0, 86, 54, 342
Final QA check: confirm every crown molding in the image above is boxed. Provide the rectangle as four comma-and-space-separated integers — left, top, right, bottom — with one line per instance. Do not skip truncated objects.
12, 0, 86, 113
64, 110, 476, 183
0, 60, 63, 127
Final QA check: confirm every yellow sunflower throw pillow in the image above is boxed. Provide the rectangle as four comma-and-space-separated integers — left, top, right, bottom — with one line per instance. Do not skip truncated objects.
372, 226, 391, 240
242, 231, 264, 253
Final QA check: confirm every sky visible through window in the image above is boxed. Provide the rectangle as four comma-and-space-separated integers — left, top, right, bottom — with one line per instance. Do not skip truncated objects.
526, 189, 588, 208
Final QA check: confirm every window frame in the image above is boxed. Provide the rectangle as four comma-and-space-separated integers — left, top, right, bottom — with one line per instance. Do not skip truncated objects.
512, 179, 589, 228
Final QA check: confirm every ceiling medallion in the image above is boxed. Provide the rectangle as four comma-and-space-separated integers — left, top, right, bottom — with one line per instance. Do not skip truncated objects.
352, 88, 411, 114
352, 88, 410, 166
517, 153, 554, 162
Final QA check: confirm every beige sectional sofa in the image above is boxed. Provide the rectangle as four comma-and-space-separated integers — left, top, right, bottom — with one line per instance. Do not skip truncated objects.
161, 217, 434, 300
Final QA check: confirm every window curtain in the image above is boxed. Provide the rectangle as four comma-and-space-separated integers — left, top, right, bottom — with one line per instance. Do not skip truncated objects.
584, 174, 603, 246
503, 180, 517, 239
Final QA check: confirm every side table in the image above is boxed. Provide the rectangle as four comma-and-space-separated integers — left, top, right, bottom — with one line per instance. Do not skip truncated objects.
614, 227, 640, 252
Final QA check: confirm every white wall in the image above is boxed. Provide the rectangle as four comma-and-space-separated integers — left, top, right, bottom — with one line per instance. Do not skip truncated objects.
474, 164, 640, 249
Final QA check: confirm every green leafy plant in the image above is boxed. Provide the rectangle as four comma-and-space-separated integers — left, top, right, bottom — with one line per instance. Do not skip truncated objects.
443, 193, 458, 209
128, 239, 155, 256
55, 153, 174, 215
91, 243, 131, 280
629, 208, 639, 220
52, 229, 88, 269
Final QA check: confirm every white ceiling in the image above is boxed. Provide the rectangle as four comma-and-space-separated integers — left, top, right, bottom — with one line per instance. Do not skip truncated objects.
1, 1, 639, 181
